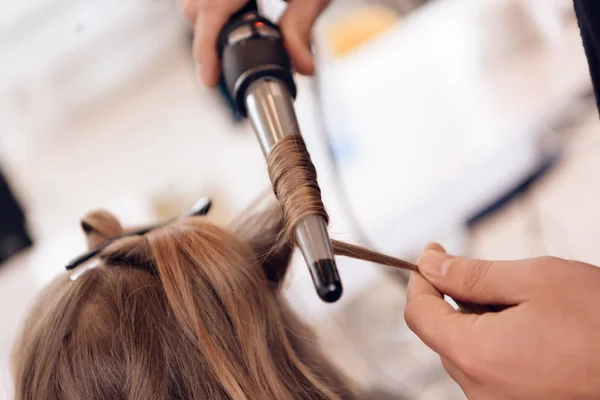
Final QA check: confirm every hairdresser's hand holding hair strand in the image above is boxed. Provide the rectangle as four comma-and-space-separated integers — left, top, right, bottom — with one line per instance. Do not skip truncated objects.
406, 244, 600, 400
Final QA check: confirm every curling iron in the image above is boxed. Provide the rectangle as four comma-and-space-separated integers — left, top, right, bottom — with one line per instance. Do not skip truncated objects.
218, 1, 343, 303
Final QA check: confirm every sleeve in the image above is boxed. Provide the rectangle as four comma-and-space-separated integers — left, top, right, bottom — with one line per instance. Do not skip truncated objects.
574, 0, 600, 113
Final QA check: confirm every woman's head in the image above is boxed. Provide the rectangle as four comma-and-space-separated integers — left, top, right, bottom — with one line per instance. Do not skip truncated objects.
13, 207, 354, 400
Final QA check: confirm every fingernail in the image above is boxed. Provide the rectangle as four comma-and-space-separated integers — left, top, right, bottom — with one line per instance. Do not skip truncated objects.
418, 251, 454, 278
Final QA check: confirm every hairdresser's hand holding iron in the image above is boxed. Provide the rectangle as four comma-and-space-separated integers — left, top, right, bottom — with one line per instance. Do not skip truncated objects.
406, 244, 600, 400
179, 0, 330, 86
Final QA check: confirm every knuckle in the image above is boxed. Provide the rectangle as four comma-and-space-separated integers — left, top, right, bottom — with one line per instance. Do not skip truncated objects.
403, 296, 425, 334
458, 352, 485, 380
452, 334, 499, 382
455, 351, 479, 378
528, 256, 564, 287
403, 303, 417, 331
525, 256, 556, 278
462, 259, 493, 291
181, 1, 196, 20
454, 343, 489, 380
317, 0, 331, 9
531, 255, 557, 270
197, 0, 222, 11
192, 38, 203, 60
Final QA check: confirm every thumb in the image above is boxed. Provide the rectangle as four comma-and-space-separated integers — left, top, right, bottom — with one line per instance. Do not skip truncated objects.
417, 251, 533, 305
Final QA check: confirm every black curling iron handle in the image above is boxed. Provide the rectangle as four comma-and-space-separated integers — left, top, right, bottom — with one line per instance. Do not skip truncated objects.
218, 0, 296, 117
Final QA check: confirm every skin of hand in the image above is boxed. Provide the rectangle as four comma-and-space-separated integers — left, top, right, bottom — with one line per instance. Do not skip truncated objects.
178, 0, 331, 86
405, 243, 600, 400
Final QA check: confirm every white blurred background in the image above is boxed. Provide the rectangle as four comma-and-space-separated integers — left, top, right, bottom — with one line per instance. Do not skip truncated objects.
0, 0, 597, 399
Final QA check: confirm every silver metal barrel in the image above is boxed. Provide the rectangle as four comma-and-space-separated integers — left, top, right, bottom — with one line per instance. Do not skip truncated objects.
245, 78, 342, 302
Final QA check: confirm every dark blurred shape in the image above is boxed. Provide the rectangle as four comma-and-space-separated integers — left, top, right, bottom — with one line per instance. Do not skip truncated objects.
218, 78, 244, 123
574, 0, 600, 113
0, 169, 32, 265
468, 86, 597, 227
467, 155, 559, 227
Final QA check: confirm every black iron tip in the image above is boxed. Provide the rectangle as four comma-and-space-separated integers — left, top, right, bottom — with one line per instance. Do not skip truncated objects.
312, 259, 343, 303
318, 280, 343, 303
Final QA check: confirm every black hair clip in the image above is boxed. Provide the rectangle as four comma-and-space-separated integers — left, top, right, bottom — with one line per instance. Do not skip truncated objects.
66, 197, 212, 272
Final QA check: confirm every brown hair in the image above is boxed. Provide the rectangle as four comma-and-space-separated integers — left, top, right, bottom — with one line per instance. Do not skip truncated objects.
13, 131, 419, 399
263, 135, 413, 272
13, 201, 418, 400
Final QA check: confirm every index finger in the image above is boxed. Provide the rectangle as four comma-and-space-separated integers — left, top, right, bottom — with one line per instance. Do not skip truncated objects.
180, 0, 198, 25
279, 0, 331, 75
193, 1, 247, 86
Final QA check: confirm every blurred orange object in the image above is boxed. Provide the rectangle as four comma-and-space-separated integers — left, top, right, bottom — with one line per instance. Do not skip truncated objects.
328, 7, 400, 58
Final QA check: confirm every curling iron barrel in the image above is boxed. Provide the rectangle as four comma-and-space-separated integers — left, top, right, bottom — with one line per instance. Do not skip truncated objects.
218, 1, 343, 303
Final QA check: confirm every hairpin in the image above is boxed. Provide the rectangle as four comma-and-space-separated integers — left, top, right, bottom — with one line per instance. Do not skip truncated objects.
70, 259, 101, 281
66, 197, 212, 271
